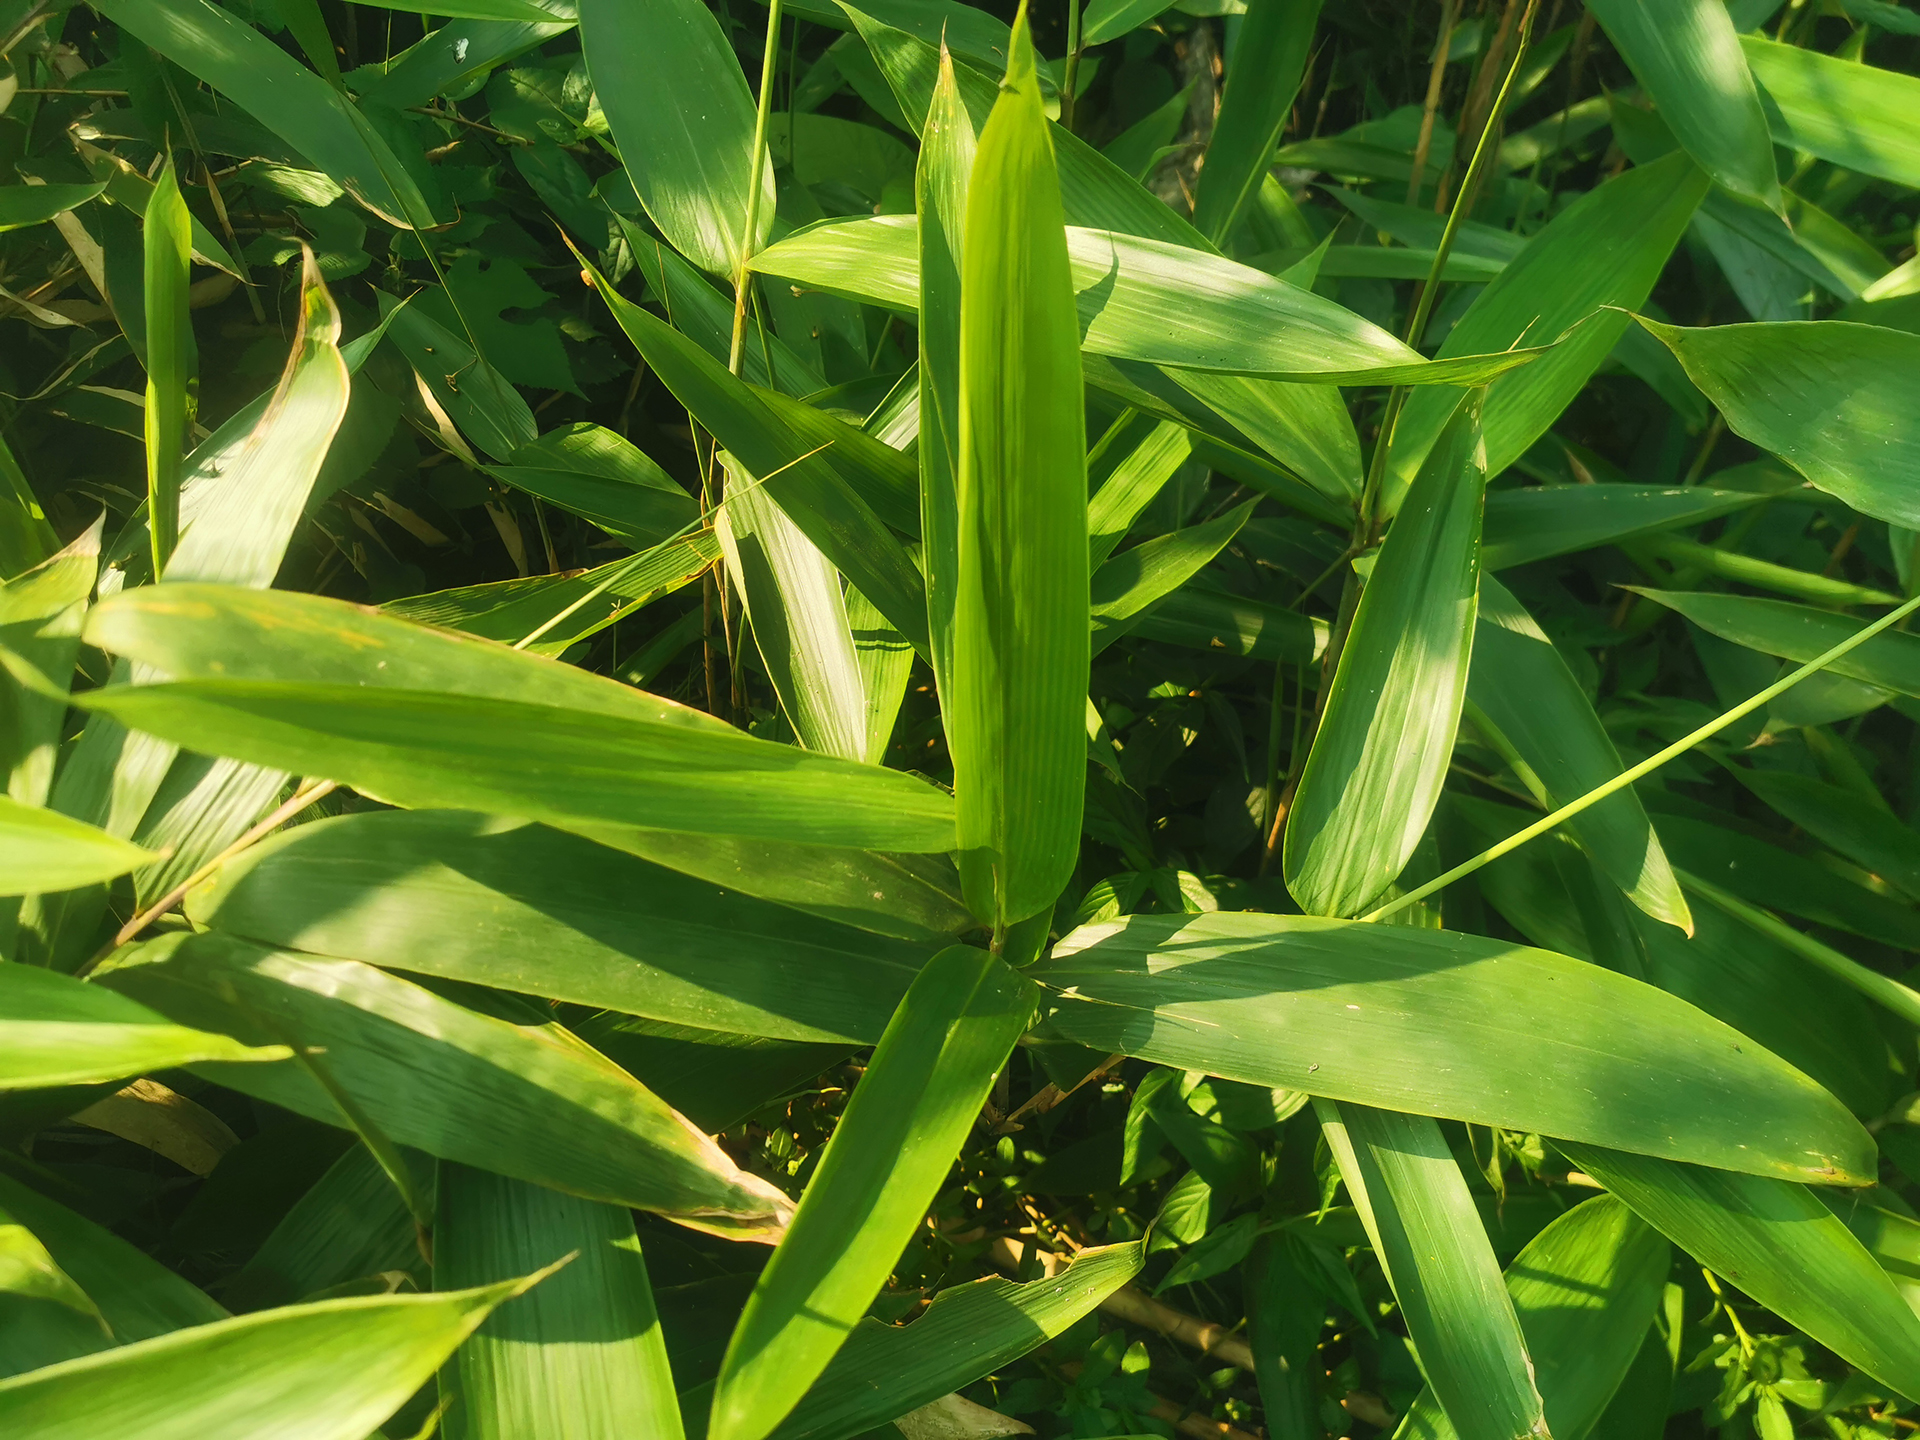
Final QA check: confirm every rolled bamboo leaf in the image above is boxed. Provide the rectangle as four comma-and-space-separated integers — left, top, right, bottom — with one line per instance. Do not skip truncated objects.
949, 6, 1088, 928
1034, 911, 1875, 1185
1285, 398, 1485, 919
139, 160, 194, 574
709, 946, 1036, 1440
1316, 1100, 1547, 1440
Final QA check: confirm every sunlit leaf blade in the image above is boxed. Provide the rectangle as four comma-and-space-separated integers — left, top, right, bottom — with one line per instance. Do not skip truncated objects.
1742, 35, 1920, 190
88, 0, 431, 227
917, 46, 975, 698
1470, 577, 1690, 931
0, 526, 97, 811
758, 1241, 1146, 1440
1633, 316, 1920, 528
719, 456, 866, 760
0, 433, 59, 581
0, 1270, 545, 1440
1584, 0, 1779, 212
1386, 153, 1707, 509
0, 960, 284, 1092
1316, 1100, 1547, 1440
1087, 417, 1195, 567
1632, 588, 1920, 698
710, 946, 1036, 1440
1089, 499, 1256, 655
380, 293, 536, 464
1480, 485, 1765, 571
95, 931, 798, 1238
1191, 0, 1323, 244
580, 0, 772, 276
753, 216, 1544, 384
437, 1165, 683, 1440
488, 424, 699, 551
1396, 1195, 1670, 1440
0, 797, 157, 895
1035, 912, 1874, 1184
950, 7, 1088, 928
1285, 398, 1486, 919
140, 160, 194, 574
1559, 1144, 1920, 1399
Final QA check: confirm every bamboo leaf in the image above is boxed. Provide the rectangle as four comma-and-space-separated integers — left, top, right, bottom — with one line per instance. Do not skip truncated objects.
1632, 588, 1920, 698
1480, 485, 1765, 571
580, 0, 772, 276
1034, 911, 1874, 1184
1743, 35, 1920, 190
95, 931, 798, 1239
1584, 0, 1780, 212
1191, 0, 1324, 244
0, 797, 157, 895
139, 159, 193, 576
436, 1165, 683, 1440
0, 183, 105, 234
1316, 1100, 1548, 1440
1285, 398, 1486, 919
710, 946, 1036, 1440
1089, 499, 1256, 656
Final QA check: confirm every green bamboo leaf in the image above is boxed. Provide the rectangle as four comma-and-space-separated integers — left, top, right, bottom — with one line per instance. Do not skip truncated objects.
0, 433, 58, 581
0, 1270, 549, 1440
949, 6, 1087, 929
347, 0, 564, 21
0, 182, 104, 233
487, 424, 699, 550
1559, 1143, 1920, 1400
1128, 583, 1327, 663
1080, 0, 1175, 45
718, 453, 868, 760
189, 810, 936, 1044
1632, 588, 1920, 698
140, 160, 194, 576
1584, 0, 1780, 212
1170, 370, 1363, 503
1396, 1195, 1670, 1440
1285, 398, 1486, 919
1191, 0, 1324, 244
0, 798, 157, 895
0, 1210, 101, 1330
710, 946, 1036, 1440
1632, 316, 1920, 528
580, 0, 772, 276
1386, 153, 1708, 510
80, 584, 953, 854
846, 584, 914, 765
380, 293, 536, 464
1316, 1100, 1548, 1440
918, 44, 974, 698
95, 930, 797, 1239
1089, 499, 1256, 656
88, 0, 432, 228
1469, 577, 1690, 931
573, 245, 930, 656
1641, 531, 1899, 607
223, 1143, 428, 1313
758, 1240, 1145, 1440
1087, 417, 1195, 568
1035, 911, 1874, 1184
1480, 485, 1766, 570
437, 1165, 683, 1440
1733, 768, 1920, 902
752, 216, 1545, 384
1742, 35, 1920, 190
1, 527, 98, 811
359, 18, 573, 110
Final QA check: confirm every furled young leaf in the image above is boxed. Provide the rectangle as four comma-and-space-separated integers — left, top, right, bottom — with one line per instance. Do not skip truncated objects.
917, 45, 975, 698
710, 947, 1036, 1440
140, 159, 193, 574
0, 797, 156, 895
0, 960, 286, 1090
1191, 0, 1324, 244
1480, 485, 1765, 570
437, 1165, 683, 1440
1559, 1144, 1920, 1398
0, 1271, 546, 1440
1386, 153, 1708, 508
752, 217, 1544, 384
1742, 35, 1920, 190
88, 0, 431, 227
718, 454, 867, 760
94, 931, 797, 1239
1036, 912, 1873, 1184
1285, 398, 1485, 918
762, 1241, 1145, 1440
1469, 577, 1690, 930
1316, 1100, 1548, 1440
1397, 1195, 1670, 1440
573, 245, 931, 656
948, 8, 1088, 928
580, 0, 773, 276
1633, 317, 1920, 528
1584, 0, 1780, 212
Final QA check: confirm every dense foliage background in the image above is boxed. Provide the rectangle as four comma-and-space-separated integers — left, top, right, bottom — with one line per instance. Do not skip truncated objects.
7, 0, 1920, 1438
